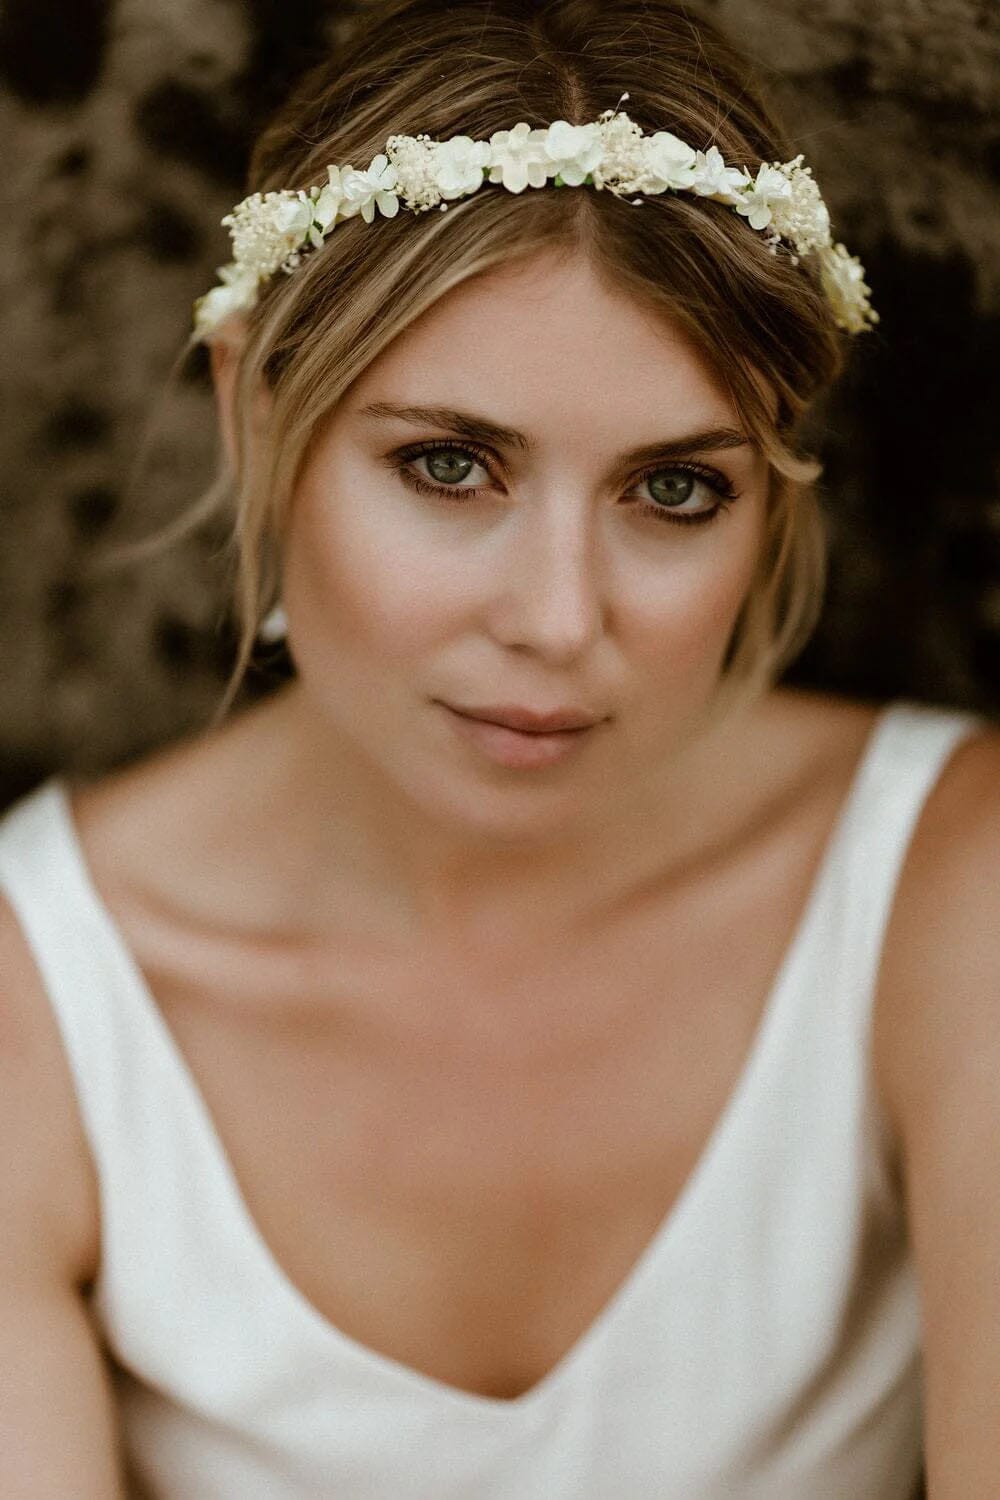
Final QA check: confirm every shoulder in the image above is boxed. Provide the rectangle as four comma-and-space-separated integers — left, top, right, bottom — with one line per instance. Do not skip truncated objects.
65, 688, 289, 903
0, 883, 102, 1289
874, 713, 1000, 1125
873, 713, 1000, 1493
737, 684, 884, 812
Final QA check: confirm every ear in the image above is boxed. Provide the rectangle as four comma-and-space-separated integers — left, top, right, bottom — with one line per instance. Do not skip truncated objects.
208, 320, 272, 473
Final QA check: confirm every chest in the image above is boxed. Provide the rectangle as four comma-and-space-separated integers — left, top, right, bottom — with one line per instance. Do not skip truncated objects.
140, 822, 852, 1405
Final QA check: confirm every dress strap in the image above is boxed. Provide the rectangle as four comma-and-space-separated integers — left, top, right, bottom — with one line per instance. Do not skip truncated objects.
825, 700, 984, 979
787, 700, 985, 1197
0, 778, 126, 1153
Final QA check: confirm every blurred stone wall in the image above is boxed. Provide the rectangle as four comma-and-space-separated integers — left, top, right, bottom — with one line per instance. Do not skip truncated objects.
1, 0, 998, 808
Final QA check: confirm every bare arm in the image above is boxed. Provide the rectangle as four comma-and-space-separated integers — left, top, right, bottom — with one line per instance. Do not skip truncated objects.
0, 894, 126, 1497
875, 726, 1000, 1497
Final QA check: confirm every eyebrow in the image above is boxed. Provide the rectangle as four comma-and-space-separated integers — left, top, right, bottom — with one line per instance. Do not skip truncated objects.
356, 402, 752, 467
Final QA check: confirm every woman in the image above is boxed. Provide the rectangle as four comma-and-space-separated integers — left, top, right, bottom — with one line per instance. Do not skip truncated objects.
0, 0, 996, 1495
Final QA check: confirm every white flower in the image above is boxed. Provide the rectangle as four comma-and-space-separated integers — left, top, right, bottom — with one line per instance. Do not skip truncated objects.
385, 133, 443, 211
222, 190, 317, 280
487, 122, 551, 193
691, 146, 752, 203
271, 195, 313, 237
818, 242, 879, 333
314, 165, 349, 230
193, 112, 876, 342
431, 136, 492, 199
643, 130, 698, 191
337, 154, 401, 223
765, 157, 832, 256
592, 108, 646, 192
192, 263, 259, 340
733, 162, 793, 231
543, 120, 603, 185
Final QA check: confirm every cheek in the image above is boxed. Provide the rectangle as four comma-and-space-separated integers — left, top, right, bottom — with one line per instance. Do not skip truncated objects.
283, 451, 762, 674
626, 520, 761, 678
282, 465, 463, 657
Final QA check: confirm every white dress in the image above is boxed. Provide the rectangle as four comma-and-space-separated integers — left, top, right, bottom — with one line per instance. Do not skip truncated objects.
0, 699, 982, 1499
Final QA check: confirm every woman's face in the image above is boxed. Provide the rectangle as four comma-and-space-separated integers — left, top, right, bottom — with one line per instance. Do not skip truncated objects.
277, 249, 769, 836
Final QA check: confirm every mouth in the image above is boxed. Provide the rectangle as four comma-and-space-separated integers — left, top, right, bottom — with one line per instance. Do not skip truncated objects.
435, 701, 604, 770
439, 702, 604, 733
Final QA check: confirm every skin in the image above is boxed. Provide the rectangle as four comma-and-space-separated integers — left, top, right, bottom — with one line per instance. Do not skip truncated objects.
3, 244, 999, 1487
210, 248, 771, 948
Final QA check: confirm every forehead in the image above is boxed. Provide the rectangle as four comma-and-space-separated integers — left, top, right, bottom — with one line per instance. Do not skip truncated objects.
344, 250, 740, 436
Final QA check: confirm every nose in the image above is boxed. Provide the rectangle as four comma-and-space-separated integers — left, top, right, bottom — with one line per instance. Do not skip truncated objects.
489, 496, 607, 665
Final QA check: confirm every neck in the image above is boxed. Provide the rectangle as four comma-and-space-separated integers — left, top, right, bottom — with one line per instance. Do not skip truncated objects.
206, 678, 762, 952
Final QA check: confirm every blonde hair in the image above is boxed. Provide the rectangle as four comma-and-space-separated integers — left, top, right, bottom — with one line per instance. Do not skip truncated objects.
186, 0, 847, 720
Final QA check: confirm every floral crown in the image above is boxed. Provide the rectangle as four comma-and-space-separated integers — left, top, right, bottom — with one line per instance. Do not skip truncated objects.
192, 95, 877, 343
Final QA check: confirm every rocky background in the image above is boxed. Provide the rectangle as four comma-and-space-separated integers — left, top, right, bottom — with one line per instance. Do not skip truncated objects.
1, 0, 998, 810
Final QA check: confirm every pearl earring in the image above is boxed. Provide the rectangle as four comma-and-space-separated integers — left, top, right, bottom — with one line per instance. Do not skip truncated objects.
258, 603, 288, 642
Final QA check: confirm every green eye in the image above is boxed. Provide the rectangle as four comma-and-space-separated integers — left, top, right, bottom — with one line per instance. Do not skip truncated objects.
646, 471, 696, 508
390, 440, 741, 530
422, 448, 478, 485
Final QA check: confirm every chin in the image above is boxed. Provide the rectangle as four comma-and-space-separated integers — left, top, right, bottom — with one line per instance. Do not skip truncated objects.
406, 758, 609, 838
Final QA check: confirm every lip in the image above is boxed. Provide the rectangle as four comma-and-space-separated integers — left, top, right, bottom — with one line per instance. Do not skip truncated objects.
436, 702, 603, 770
440, 702, 604, 732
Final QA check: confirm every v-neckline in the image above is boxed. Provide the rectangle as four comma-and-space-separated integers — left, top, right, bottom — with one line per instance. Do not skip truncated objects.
47, 703, 896, 1418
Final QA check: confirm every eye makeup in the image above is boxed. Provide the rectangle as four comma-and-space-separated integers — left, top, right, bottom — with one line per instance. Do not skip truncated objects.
385, 438, 741, 529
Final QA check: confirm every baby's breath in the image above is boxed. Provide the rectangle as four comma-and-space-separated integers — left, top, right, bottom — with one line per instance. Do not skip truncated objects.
193, 107, 875, 341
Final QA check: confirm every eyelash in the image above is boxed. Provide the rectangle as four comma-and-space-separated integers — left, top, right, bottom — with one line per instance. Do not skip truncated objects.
388, 439, 740, 528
